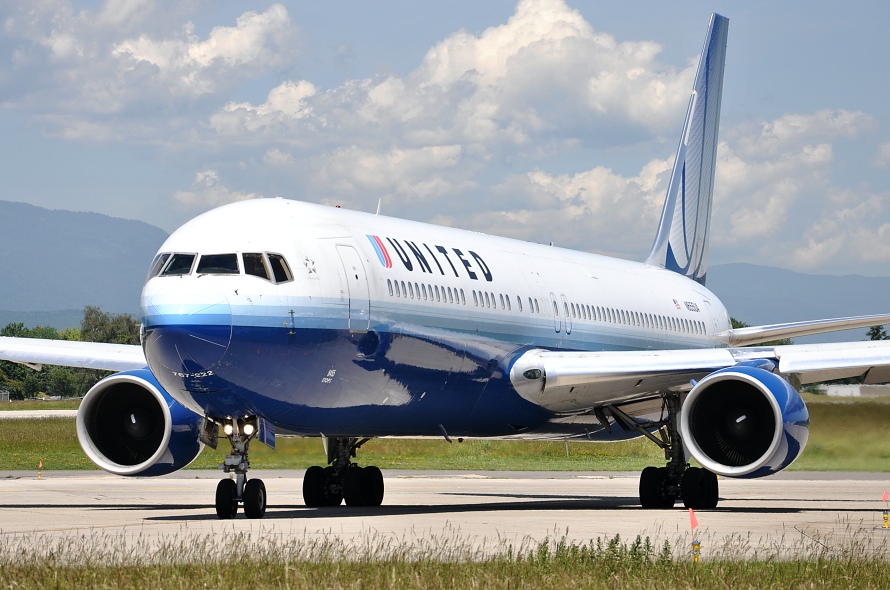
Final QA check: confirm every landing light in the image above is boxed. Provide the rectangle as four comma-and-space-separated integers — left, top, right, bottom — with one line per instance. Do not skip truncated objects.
223, 423, 234, 436
243, 423, 255, 436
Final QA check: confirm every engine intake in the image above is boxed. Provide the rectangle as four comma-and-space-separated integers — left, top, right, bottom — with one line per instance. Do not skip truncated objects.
679, 365, 809, 478
76, 369, 204, 476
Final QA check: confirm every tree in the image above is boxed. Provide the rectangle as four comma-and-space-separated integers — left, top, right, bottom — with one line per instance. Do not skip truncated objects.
80, 306, 140, 345
0, 306, 133, 399
867, 325, 888, 341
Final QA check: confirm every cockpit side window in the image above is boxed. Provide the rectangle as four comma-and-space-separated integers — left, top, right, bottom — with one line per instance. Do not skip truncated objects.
267, 253, 293, 283
161, 253, 196, 276
243, 253, 271, 281
147, 253, 170, 279
197, 253, 239, 275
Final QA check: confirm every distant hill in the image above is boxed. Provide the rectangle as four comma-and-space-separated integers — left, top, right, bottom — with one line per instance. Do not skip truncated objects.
0, 201, 167, 328
706, 263, 890, 343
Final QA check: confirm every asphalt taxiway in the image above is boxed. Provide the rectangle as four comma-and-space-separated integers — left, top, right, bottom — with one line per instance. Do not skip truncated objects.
2, 470, 890, 560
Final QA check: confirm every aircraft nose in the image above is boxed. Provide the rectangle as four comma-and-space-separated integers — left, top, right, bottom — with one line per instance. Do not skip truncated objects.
142, 288, 233, 376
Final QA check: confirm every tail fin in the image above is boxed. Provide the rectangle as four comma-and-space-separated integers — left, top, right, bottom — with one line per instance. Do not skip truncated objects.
645, 13, 728, 286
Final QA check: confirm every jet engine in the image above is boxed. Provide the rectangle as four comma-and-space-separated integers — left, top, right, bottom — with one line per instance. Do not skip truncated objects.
679, 365, 809, 478
76, 369, 204, 476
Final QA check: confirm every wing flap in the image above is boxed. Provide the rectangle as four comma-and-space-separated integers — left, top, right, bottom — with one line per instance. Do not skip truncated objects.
0, 336, 146, 372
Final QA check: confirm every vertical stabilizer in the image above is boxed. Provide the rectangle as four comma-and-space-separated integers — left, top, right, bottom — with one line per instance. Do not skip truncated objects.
645, 13, 728, 285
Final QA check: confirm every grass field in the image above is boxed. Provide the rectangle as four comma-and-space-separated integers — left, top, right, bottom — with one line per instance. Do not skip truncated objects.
2, 393, 890, 472
2, 531, 890, 588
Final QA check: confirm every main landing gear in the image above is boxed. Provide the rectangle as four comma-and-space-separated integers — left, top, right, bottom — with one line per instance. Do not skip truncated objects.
215, 417, 267, 519
302, 437, 385, 507
606, 394, 719, 510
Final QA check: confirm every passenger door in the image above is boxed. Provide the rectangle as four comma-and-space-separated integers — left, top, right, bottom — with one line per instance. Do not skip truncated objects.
336, 245, 370, 332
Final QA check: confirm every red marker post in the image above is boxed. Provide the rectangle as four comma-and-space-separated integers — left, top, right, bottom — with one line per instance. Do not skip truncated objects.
689, 508, 701, 563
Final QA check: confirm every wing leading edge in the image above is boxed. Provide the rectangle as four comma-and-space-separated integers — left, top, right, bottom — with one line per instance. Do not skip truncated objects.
0, 337, 146, 372
720, 313, 890, 346
509, 339, 890, 413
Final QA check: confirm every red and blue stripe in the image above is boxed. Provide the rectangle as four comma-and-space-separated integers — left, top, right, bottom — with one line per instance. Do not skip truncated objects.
366, 235, 392, 268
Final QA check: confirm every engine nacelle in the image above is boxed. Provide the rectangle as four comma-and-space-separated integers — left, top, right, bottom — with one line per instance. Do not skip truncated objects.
76, 369, 204, 477
679, 365, 809, 478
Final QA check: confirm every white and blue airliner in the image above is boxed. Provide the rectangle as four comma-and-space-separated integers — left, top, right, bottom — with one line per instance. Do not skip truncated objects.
3, 14, 890, 518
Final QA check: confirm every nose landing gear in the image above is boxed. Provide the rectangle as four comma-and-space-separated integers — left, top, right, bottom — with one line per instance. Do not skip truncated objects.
215, 417, 267, 519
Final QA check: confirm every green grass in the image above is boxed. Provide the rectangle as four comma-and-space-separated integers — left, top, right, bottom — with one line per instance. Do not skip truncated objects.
4, 394, 890, 472
0, 399, 80, 411
2, 532, 890, 589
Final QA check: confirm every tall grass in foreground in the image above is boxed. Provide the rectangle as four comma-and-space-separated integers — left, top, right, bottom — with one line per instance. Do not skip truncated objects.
2, 528, 890, 589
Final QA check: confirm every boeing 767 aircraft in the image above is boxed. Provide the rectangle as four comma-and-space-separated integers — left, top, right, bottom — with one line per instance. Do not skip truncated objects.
2, 13, 890, 518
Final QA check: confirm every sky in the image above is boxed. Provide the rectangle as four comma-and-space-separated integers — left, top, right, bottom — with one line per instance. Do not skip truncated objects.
2, 0, 889, 276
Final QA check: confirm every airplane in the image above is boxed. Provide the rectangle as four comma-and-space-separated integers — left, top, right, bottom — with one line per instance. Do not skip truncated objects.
2, 13, 890, 519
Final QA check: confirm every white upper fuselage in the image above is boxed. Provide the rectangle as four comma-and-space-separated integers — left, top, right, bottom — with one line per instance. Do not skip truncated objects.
143, 198, 731, 350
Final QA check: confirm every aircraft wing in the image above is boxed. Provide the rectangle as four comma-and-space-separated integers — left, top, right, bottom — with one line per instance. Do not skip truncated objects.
0, 336, 146, 372
718, 313, 890, 346
509, 340, 890, 413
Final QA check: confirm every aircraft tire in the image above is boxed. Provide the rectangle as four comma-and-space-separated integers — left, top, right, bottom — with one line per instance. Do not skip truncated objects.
681, 467, 703, 508
343, 466, 366, 506
322, 466, 344, 506
215, 478, 238, 519
244, 478, 267, 519
362, 466, 385, 507
701, 469, 719, 509
682, 468, 719, 509
639, 466, 675, 509
302, 466, 327, 507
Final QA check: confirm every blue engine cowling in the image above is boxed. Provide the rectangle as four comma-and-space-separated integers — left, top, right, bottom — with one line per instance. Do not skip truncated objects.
76, 369, 204, 477
679, 365, 809, 478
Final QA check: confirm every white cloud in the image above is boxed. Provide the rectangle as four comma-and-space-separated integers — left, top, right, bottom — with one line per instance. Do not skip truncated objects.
204, 0, 692, 152
309, 144, 468, 205
112, 4, 293, 96
3, 1, 889, 275
873, 141, 890, 168
210, 80, 318, 136
173, 169, 261, 208
729, 110, 874, 159
0, 2, 297, 121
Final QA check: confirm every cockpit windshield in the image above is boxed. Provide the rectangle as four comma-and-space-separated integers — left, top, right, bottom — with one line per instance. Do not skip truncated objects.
197, 253, 239, 275
150, 251, 293, 284
161, 253, 196, 276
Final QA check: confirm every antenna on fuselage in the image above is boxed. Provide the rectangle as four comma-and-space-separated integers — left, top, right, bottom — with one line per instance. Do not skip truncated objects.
375, 198, 382, 215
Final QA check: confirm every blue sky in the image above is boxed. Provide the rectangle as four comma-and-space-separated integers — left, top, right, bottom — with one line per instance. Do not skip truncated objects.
2, 0, 889, 275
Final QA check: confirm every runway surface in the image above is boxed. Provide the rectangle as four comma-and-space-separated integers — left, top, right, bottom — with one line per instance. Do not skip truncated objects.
2, 470, 890, 560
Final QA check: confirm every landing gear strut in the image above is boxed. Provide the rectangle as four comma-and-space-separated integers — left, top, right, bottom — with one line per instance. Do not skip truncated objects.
302, 437, 384, 507
611, 393, 719, 509
215, 417, 267, 519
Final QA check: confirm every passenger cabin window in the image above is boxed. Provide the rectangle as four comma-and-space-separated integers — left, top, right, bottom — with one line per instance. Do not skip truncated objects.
268, 253, 293, 283
243, 253, 271, 281
162, 253, 196, 276
197, 253, 239, 275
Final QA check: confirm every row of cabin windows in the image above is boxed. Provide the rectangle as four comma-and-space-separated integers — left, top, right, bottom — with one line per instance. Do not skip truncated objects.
386, 279, 707, 336
387, 279, 467, 305
148, 252, 294, 284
